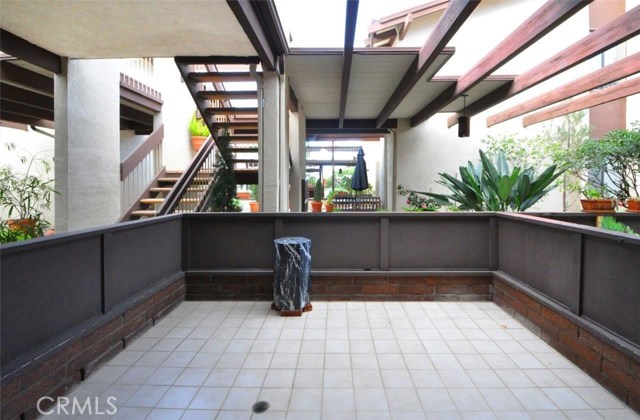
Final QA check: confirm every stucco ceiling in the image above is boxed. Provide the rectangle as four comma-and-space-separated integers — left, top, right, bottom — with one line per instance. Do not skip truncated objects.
0, 0, 256, 58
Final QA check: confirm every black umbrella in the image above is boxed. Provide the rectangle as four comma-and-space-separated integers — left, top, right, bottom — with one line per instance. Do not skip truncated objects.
351, 147, 369, 210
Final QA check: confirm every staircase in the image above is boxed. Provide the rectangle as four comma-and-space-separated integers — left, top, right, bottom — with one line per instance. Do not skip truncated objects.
130, 172, 182, 219
175, 57, 260, 185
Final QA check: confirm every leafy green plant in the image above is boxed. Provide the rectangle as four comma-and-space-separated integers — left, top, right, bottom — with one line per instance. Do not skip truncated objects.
0, 220, 35, 244
189, 113, 210, 137
397, 184, 439, 211
208, 133, 241, 212
313, 178, 324, 202
600, 216, 638, 236
417, 149, 563, 211
326, 189, 336, 205
558, 123, 640, 203
0, 143, 56, 237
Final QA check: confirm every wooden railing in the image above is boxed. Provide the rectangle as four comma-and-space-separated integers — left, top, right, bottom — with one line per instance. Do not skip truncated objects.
157, 136, 216, 215
120, 124, 164, 214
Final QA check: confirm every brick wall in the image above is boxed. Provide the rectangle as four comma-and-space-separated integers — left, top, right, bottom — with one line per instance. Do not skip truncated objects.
185, 273, 493, 301
494, 277, 640, 413
0, 277, 185, 420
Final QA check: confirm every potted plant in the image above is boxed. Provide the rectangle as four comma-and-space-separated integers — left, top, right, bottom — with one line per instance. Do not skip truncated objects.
626, 197, 640, 212
249, 184, 259, 212
579, 187, 616, 212
325, 190, 336, 212
311, 178, 324, 212
189, 112, 210, 151
208, 133, 241, 212
0, 144, 56, 240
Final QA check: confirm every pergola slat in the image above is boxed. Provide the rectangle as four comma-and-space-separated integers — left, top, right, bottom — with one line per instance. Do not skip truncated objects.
339, 0, 359, 128
375, 0, 480, 128
448, 4, 640, 127
411, 0, 592, 127
488, 52, 640, 126
523, 77, 640, 127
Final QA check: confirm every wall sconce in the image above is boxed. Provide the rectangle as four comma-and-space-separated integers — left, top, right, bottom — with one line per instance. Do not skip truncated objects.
458, 94, 470, 138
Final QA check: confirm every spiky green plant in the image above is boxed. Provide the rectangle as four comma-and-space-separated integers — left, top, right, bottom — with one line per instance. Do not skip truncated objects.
208, 134, 240, 212
600, 216, 638, 236
419, 150, 564, 211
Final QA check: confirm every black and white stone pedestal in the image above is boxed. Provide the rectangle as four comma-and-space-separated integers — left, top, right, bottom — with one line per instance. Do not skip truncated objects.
272, 237, 312, 317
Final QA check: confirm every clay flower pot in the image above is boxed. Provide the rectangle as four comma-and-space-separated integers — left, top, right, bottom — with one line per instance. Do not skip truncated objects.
311, 201, 323, 212
249, 201, 260, 212
626, 199, 640, 212
580, 199, 615, 212
191, 136, 207, 151
325, 203, 334, 212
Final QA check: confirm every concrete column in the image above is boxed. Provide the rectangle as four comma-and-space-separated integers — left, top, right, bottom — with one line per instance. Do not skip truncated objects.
288, 106, 307, 212
279, 77, 290, 212
383, 130, 396, 210
260, 71, 282, 212
54, 59, 120, 232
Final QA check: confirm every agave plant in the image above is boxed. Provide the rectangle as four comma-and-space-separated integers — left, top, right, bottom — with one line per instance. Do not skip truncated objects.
420, 150, 564, 211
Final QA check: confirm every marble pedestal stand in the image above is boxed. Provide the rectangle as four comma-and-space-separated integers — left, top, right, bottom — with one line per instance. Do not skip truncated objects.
272, 237, 313, 317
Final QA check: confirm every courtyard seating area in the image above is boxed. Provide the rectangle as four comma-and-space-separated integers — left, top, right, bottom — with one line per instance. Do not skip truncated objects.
68, 300, 637, 419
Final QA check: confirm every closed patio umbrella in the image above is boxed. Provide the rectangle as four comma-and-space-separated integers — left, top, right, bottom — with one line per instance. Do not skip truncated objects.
351, 147, 368, 210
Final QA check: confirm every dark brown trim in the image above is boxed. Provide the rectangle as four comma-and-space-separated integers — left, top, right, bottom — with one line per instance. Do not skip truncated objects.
250, 0, 290, 56
0, 83, 54, 110
0, 61, 54, 95
0, 120, 28, 131
375, 0, 479, 128
120, 104, 154, 127
307, 128, 391, 135
120, 124, 165, 180
339, 0, 359, 128
0, 99, 54, 121
226, 0, 277, 72
488, 51, 640, 126
450, 4, 640, 125
0, 112, 54, 129
188, 71, 255, 83
523, 77, 640, 127
0, 29, 62, 74
412, 0, 592, 127
205, 107, 258, 115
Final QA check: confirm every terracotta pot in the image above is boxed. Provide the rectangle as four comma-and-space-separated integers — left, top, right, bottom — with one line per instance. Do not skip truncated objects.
7, 218, 37, 234
311, 201, 323, 212
627, 199, 640, 212
250, 201, 260, 212
237, 191, 251, 200
191, 136, 207, 151
580, 199, 615, 211
325, 203, 334, 212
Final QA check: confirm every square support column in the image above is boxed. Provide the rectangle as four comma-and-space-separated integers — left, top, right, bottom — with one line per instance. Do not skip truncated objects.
54, 59, 121, 232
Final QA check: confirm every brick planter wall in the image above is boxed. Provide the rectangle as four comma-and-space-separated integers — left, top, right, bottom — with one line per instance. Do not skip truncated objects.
494, 277, 640, 413
185, 273, 493, 301
0, 277, 185, 420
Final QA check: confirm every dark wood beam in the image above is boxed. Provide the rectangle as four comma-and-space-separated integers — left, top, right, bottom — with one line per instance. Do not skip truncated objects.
0, 83, 54, 110
411, 0, 592, 127
205, 107, 257, 115
119, 85, 163, 113
307, 119, 398, 129
175, 56, 261, 65
1, 112, 54, 129
523, 77, 640, 127
120, 104, 154, 126
448, 4, 640, 127
226, 0, 277, 72
0, 61, 54, 95
0, 29, 62, 74
307, 128, 391, 135
339, 0, 359, 128
488, 51, 640, 126
197, 91, 257, 100
1, 99, 54, 121
210, 122, 258, 129
375, 0, 479, 128
251, 0, 289, 56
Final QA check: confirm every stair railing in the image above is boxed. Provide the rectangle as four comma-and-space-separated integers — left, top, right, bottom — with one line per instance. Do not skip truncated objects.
157, 136, 217, 215
120, 124, 164, 214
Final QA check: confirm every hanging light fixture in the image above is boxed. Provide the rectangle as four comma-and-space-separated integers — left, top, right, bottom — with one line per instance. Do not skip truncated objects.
458, 94, 470, 138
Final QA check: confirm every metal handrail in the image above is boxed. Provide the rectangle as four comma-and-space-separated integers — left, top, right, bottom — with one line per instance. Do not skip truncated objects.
157, 136, 216, 215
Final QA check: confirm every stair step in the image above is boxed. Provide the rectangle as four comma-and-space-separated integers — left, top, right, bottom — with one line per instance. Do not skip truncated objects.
188, 71, 254, 83
132, 210, 157, 217
140, 198, 164, 205
158, 177, 180, 183
150, 187, 172, 193
198, 91, 257, 100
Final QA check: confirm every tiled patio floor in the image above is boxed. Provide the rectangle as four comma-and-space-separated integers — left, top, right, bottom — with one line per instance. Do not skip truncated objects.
59, 301, 639, 419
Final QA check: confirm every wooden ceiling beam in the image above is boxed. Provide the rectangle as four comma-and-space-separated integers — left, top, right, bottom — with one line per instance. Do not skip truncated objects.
411, 0, 591, 127
523, 77, 640, 127
0, 83, 54, 111
488, 51, 640, 126
0, 61, 54, 95
0, 29, 62, 74
197, 91, 257, 100
226, 0, 277, 72
338, 0, 359, 129
1, 99, 54, 121
307, 119, 398, 129
375, 0, 479, 128
1, 112, 54, 129
448, 4, 640, 127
